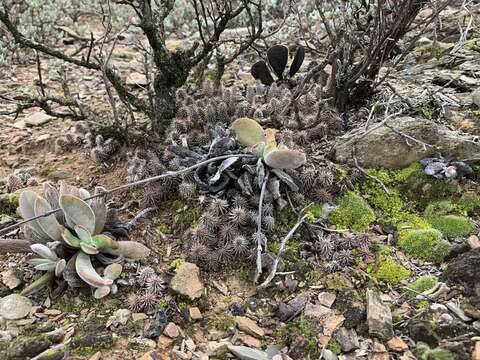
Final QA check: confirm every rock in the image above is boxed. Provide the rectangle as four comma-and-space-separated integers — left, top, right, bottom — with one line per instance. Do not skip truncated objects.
366, 289, 393, 340
143, 310, 169, 339
332, 116, 480, 169
473, 341, 480, 360
321, 348, 338, 360
334, 291, 366, 329
189, 307, 203, 320
468, 235, 480, 249
164, 322, 180, 338
304, 303, 332, 318
445, 301, 472, 322
206, 341, 230, 356
132, 313, 148, 322
228, 345, 269, 360
157, 335, 174, 349
36, 134, 51, 143
140, 350, 171, 360
1, 270, 22, 289
367, 353, 389, 360
7, 334, 52, 359
170, 262, 204, 300
235, 316, 265, 338
318, 292, 336, 308
126, 72, 148, 87
408, 320, 439, 347
111, 308, 131, 326
0, 293, 32, 320
44, 309, 61, 316
172, 349, 190, 359
13, 120, 27, 129
387, 337, 409, 352
444, 248, 480, 295
266, 345, 281, 359
234, 333, 262, 348
89, 352, 103, 360
24, 112, 53, 127
473, 89, 480, 106
334, 327, 359, 352
47, 170, 72, 181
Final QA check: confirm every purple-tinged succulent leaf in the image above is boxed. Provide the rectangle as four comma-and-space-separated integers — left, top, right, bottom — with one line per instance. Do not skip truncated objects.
230, 118, 265, 147
61, 227, 81, 248
75, 251, 113, 288
30, 243, 58, 261
55, 259, 66, 277
103, 241, 150, 261
104, 263, 122, 281
94, 286, 111, 299
91, 234, 119, 251
264, 148, 306, 169
80, 243, 99, 255
19, 190, 49, 240
88, 187, 108, 235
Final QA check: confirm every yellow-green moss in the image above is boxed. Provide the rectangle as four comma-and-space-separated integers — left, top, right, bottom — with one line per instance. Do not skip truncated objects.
328, 192, 375, 231
457, 192, 480, 215
0, 193, 19, 215
398, 228, 451, 263
275, 317, 319, 358
407, 275, 438, 295
207, 315, 236, 331
173, 200, 200, 233
425, 348, 455, 360
425, 201, 473, 238
374, 257, 411, 285
328, 338, 342, 355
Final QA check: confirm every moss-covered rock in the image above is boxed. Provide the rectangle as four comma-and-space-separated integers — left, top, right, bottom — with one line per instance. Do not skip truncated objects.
328, 192, 375, 231
398, 228, 451, 263
425, 348, 455, 360
407, 275, 438, 295
425, 201, 473, 238
374, 257, 411, 285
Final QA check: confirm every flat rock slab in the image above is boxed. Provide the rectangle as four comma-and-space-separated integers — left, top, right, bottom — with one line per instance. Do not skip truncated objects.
24, 112, 53, 127
0, 293, 33, 320
366, 289, 393, 340
332, 116, 480, 169
228, 345, 269, 360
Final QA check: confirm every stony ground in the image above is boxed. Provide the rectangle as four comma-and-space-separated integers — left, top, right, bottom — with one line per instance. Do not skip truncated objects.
1, 3, 480, 360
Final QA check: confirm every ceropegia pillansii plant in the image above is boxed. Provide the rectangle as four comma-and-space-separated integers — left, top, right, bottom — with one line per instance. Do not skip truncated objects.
251, 44, 305, 86
19, 181, 150, 298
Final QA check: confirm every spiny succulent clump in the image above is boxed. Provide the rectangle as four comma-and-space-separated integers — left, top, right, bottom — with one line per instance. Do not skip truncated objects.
6, 168, 39, 192
173, 80, 342, 147
54, 121, 119, 163
128, 267, 166, 312
397, 228, 451, 264
303, 232, 373, 273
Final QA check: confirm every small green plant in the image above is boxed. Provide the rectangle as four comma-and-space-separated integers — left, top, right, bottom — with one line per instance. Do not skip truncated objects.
374, 257, 411, 285
169, 258, 184, 269
327, 338, 342, 355
328, 191, 376, 231
425, 201, 473, 238
397, 228, 450, 263
457, 193, 480, 215
406, 275, 438, 295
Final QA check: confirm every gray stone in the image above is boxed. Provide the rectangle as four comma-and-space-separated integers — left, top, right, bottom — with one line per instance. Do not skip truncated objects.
0, 293, 32, 320
318, 292, 337, 308
366, 289, 393, 340
472, 89, 480, 106
24, 112, 53, 127
321, 348, 338, 360
228, 345, 269, 360
332, 116, 480, 169
334, 327, 359, 352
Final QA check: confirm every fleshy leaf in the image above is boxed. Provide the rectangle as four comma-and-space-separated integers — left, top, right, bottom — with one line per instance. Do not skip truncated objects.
75, 225, 93, 244
267, 45, 289, 79
103, 241, 150, 261
230, 118, 265, 147
104, 263, 122, 280
251, 60, 274, 86
43, 182, 64, 225
32, 259, 56, 271
209, 157, 239, 185
19, 191, 49, 240
30, 243, 58, 261
63, 254, 83, 288
264, 148, 307, 169
55, 259, 66, 277
61, 227, 81, 248
91, 234, 118, 250
59, 181, 90, 199
89, 187, 107, 235
94, 286, 111, 299
263, 128, 278, 157
75, 251, 113, 288
34, 196, 62, 241
59, 194, 96, 233
289, 45, 305, 77
80, 243, 99, 255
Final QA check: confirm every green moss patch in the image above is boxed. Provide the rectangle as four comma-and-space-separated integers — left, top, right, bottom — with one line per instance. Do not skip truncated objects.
328, 192, 375, 231
458, 192, 480, 215
425, 201, 473, 238
0, 193, 19, 216
398, 228, 451, 263
407, 275, 438, 295
374, 257, 411, 285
